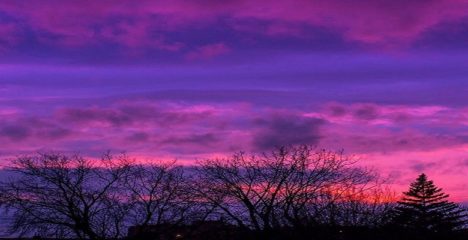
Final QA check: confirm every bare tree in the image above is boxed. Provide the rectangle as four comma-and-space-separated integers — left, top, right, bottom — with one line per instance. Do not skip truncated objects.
322, 182, 396, 227
123, 162, 220, 239
0, 152, 132, 239
195, 146, 371, 233
194, 147, 291, 232
123, 161, 190, 227
0, 147, 403, 239
277, 148, 363, 228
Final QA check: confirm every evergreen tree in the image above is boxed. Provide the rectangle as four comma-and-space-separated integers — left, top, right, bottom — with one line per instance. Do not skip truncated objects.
392, 173, 467, 235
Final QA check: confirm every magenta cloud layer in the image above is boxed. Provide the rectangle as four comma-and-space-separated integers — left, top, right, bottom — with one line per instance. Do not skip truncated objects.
1, 0, 468, 200
1, 0, 468, 61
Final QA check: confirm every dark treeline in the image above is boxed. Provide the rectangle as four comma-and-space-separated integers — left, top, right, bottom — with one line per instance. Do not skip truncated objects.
0, 146, 466, 240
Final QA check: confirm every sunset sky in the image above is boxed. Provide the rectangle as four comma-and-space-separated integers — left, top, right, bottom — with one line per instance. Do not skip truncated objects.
0, 1, 467, 201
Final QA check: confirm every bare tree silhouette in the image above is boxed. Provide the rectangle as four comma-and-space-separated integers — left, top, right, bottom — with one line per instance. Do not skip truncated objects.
123, 162, 186, 226
0, 152, 132, 239
194, 146, 391, 238
122, 162, 213, 239
0, 150, 465, 240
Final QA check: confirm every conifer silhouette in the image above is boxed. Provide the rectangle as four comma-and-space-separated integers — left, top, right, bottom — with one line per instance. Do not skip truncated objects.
393, 173, 467, 235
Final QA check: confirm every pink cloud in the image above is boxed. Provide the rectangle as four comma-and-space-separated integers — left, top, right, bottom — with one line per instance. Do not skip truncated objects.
317, 102, 466, 127
0, 100, 467, 200
56, 102, 214, 128
99, 20, 184, 51
234, 0, 468, 46
185, 43, 231, 60
1, 101, 466, 157
0, 117, 72, 156
0, 1, 188, 49
358, 144, 468, 202
303, 103, 468, 155
0, 23, 20, 51
321, 127, 463, 154
2, 0, 467, 50
265, 23, 305, 37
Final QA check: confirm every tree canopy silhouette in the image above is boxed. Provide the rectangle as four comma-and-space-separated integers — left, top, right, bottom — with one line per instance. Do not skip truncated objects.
392, 173, 467, 236
1, 151, 466, 240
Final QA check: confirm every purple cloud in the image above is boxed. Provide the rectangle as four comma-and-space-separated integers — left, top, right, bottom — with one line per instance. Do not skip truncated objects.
0, 0, 467, 202
0, 125, 30, 141
57, 103, 212, 128
1, 0, 468, 63
0, 117, 70, 142
185, 43, 230, 60
352, 104, 380, 121
252, 113, 325, 150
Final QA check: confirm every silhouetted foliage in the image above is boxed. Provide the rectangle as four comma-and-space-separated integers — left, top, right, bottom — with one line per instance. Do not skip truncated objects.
193, 146, 394, 239
0, 148, 466, 240
391, 173, 467, 239
122, 161, 213, 239
0, 152, 133, 239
